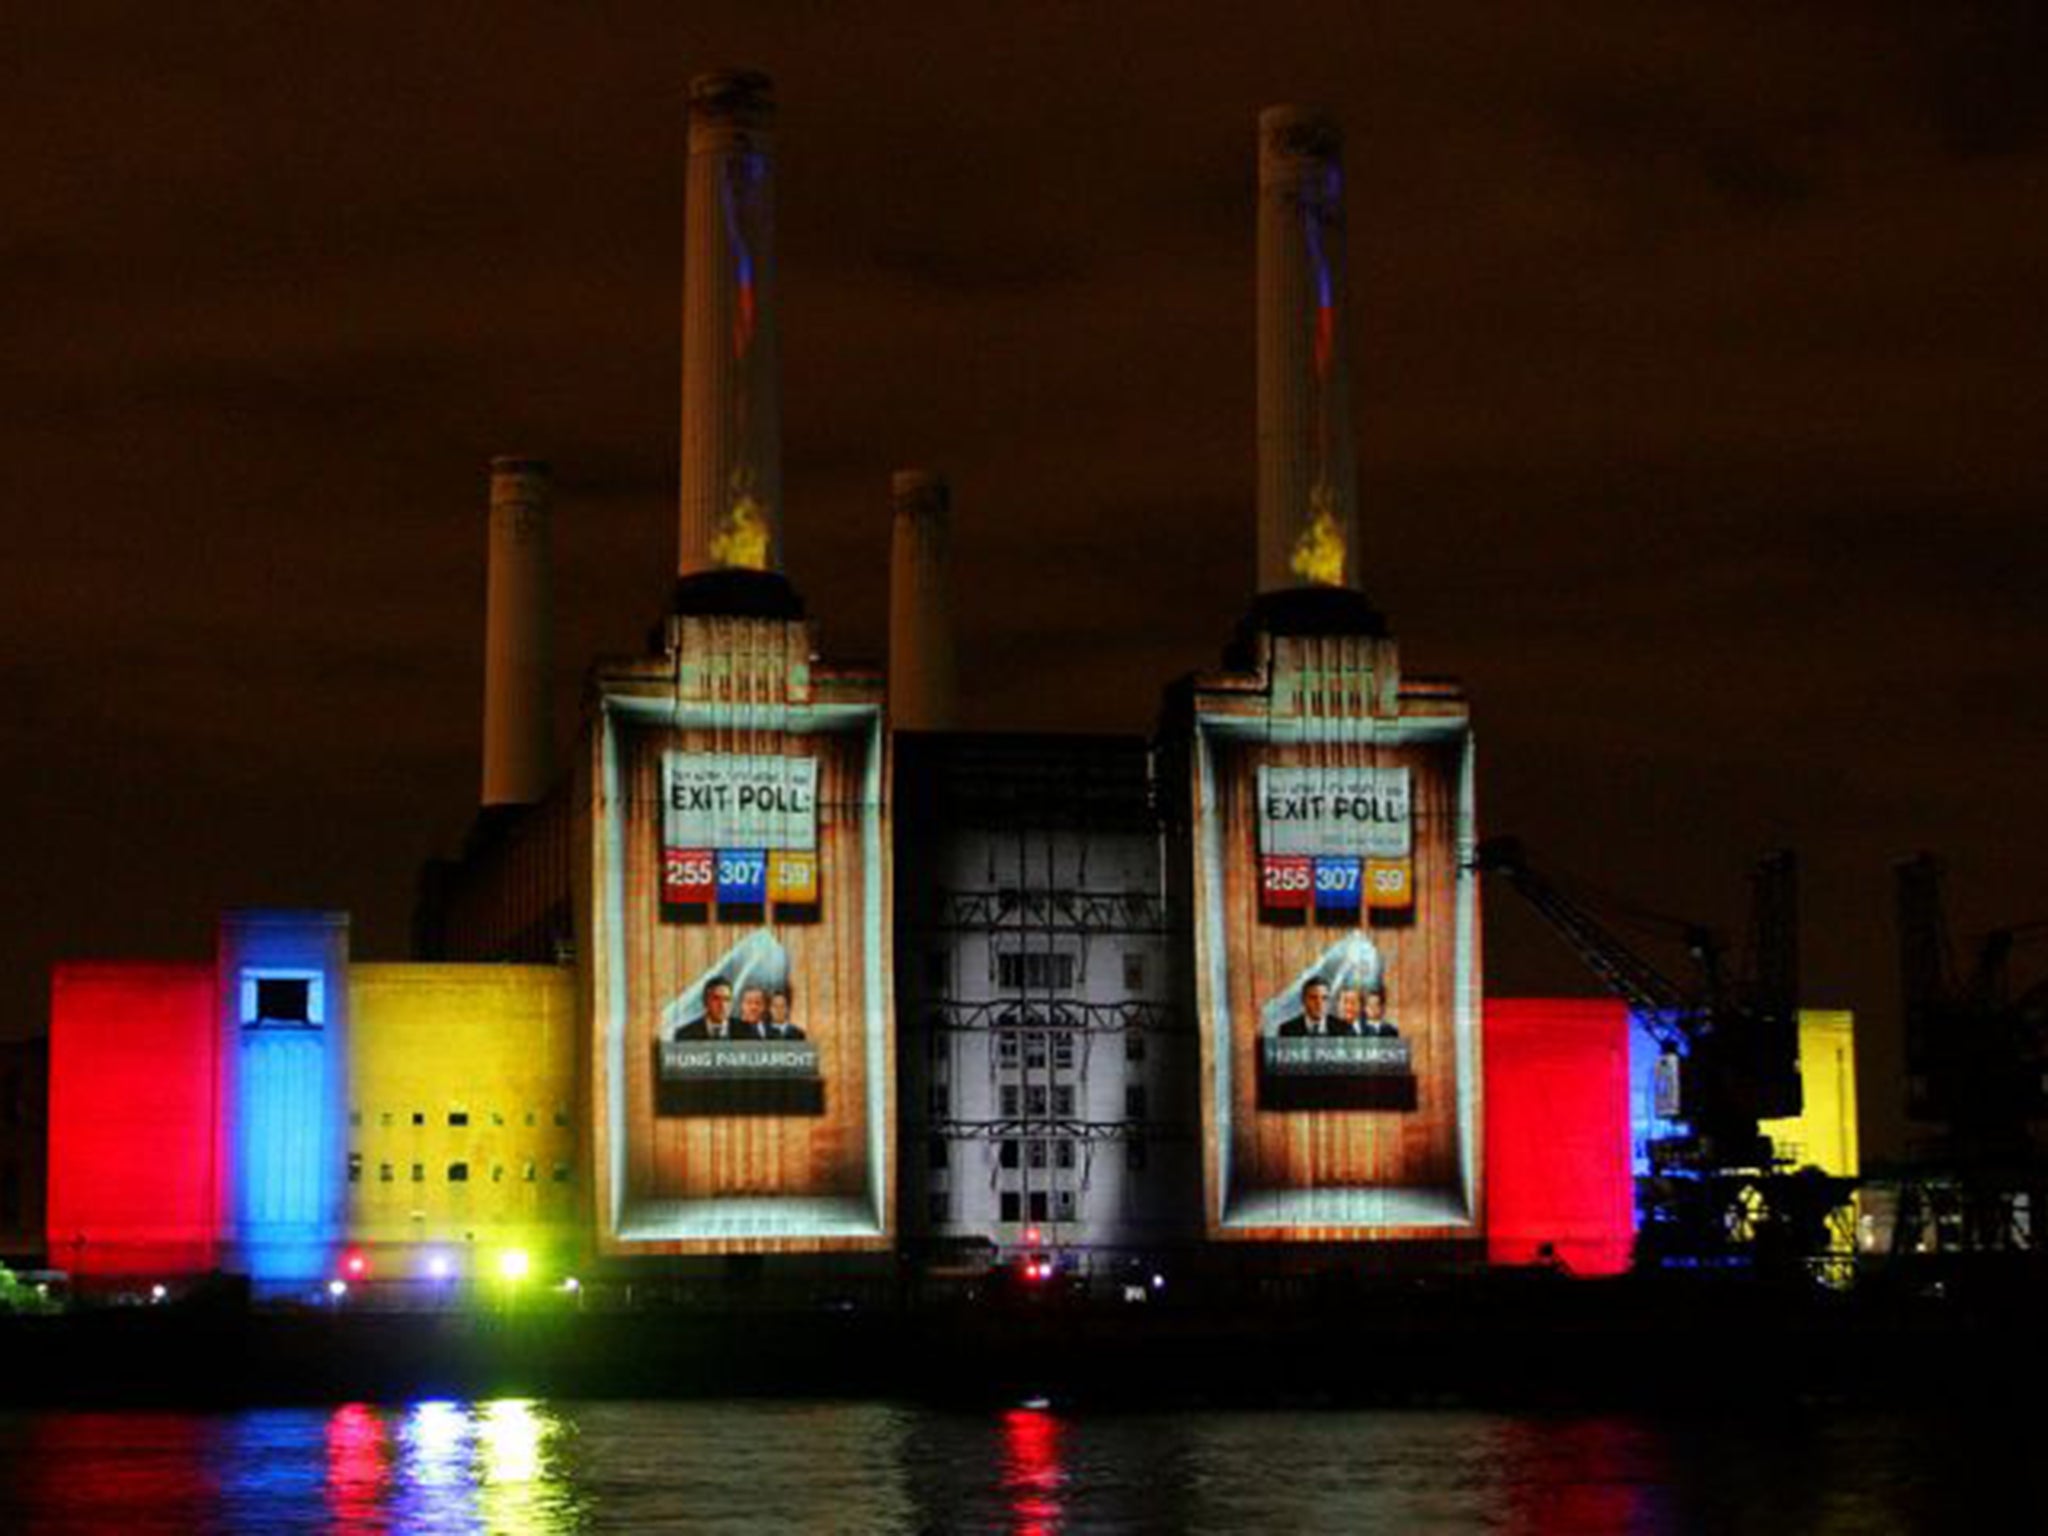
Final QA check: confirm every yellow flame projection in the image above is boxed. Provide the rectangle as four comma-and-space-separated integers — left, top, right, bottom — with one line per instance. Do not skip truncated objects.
711, 493, 772, 570
1289, 482, 1347, 586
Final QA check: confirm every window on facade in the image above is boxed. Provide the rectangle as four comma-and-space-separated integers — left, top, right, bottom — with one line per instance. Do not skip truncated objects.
999, 1139, 1020, 1169
255, 976, 311, 1023
928, 1136, 949, 1170
411, 1111, 426, 1127
1025, 1033, 1047, 1069
1054, 1189, 1077, 1220
492, 1165, 505, 1183
1052, 1085, 1075, 1117
1052, 1034, 1075, 1071
1028, 1140, 1047, 1169
552, 1163, 571, 1183
1055, 1139, 1075, 1170
1026, 1085, 1048, 1117
449, 1111, 469, 1127
491, 1112, 505, 1127
554, 1111, 569, 1128
1000, 1085, 1020, 1117
997, 953, 1076, 991
380, 1111, 394, 1127
346, 1154, 363, 1184
1028, 1192, 1049, 1223
379, 1162, 394, 1183
1123, 952, 1146, 992
997, 1032, 1020, 1067
1126, 1030, 1146, 1063
999, 1191, 1021, 1222
410, 1163, 425, 1182
525, 1112, 537, 1127
523, 1161, 537, 1182
1125, 1085, 1148, 1118
448, 1162, 470, 1183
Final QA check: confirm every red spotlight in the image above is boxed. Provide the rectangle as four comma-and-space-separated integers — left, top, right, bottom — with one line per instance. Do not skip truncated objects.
342, 1249, 368, 1280
1024, 1227, 1042, 1245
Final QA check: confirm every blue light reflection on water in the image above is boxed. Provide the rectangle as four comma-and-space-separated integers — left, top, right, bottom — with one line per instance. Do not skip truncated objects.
0, 1401, 2041, 1534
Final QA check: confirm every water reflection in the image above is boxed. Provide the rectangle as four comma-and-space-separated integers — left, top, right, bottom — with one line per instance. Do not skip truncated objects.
1001, 1406, 1065, 1536
0, 1400, 2036, 1533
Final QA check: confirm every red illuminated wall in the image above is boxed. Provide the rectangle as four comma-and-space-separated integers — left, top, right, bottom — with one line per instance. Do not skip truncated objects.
47, 963, 218, 1277
1484, 998, 1633, 1276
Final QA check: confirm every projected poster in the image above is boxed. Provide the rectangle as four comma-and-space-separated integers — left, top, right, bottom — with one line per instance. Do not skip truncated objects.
1191, 700, 1479, 1240
592, 687, 890, 1253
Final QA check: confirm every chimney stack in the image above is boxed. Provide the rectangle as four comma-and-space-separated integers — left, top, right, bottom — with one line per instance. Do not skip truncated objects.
481, 456, 554, 807
1256, 105, 1358, 595
888, 469, 958, 731
678, 69, 782, 585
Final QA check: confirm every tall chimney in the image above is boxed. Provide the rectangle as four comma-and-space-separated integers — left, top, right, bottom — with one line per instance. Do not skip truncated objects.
889, 469, 958, 731
481, 456, 554, 807
1256, 105, 1358, 594
678, 69, 782, 583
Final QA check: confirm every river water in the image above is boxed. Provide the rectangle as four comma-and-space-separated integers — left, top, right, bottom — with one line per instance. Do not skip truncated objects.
0, 1400, 2020, 1532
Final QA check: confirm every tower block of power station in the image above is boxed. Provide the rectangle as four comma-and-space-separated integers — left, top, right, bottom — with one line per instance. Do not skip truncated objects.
1167, 105, 1481, 1249
577, 71, 895, 1259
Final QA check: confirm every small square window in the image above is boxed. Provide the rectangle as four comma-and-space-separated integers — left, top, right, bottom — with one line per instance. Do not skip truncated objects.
255, 976, 311, 1023
346, 1153, 363, 1183
553, 1110, 570, 1128
379, 1162, 394, 1183
410, 1163, 424, 1182
380, 1112, 394, 1128
492, 1164, 505, 1183
552, 1162, 571, 1183
411, 1111, 426, 1127
1026, 1085, 1048, 1117
1052, 1086, 1075, 1117
1052, 1035, 1075, 1071
448, 1162, 470, 1183
1000, 1085, 1020, 1117
1026, 1033, 1047, 1069
1055, 1139, 1075, 1170
525, 1112, 537, 1127
1054, 1189, 1077, 1220
449, 1111, 469, 1128
491, 1111, 505, 1127
1028, 1140, 1047, 1169
1028, 1191, 1049, 1223
999, 1190, 1021, 1222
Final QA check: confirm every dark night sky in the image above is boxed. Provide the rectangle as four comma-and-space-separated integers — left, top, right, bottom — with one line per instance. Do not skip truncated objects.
6, 4, 2047, 1158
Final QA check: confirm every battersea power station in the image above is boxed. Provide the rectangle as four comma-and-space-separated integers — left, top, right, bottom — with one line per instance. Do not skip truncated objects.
31, 73, 1858, 1299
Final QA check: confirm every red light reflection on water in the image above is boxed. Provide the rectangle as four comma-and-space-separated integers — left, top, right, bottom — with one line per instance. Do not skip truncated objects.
1002, 1406, 1066, 1536
325, 1402, 389, 1532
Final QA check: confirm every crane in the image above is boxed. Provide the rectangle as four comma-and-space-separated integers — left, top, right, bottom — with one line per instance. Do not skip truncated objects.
1478, 839, 1846, 1274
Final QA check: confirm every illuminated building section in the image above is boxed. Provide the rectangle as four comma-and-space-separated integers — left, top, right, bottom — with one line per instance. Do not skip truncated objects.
346, 964, 579, 1279
585, 609, 893, 1254
1484, 999, 1633, 1275
896, 736, 1197, 1270
46, 963, 218, 1277
220, 911, 350, 1285
1183, 625, 1480, 1242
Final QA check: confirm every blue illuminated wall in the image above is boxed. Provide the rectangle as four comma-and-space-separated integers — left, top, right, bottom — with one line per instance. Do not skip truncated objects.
218, 911, 350, 1285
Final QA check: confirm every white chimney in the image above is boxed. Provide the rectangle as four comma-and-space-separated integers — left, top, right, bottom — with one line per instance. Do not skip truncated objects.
481, 456, 554, 806
1256, 105, 1359, 595
889, 469, 958, 731
678, 69, 782, 581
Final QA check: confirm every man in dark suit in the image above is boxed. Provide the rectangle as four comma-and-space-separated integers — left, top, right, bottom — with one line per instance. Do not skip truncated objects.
1277, 978, 1355, 1037
673, 977, 763, 1040
765, 986, 806, 1040
1359, 986, 1400, 1039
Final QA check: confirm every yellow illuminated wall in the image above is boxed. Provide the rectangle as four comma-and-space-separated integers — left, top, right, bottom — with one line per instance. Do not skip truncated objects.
346, 965, 580, 1272
1765, 1010, 1859, 1177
